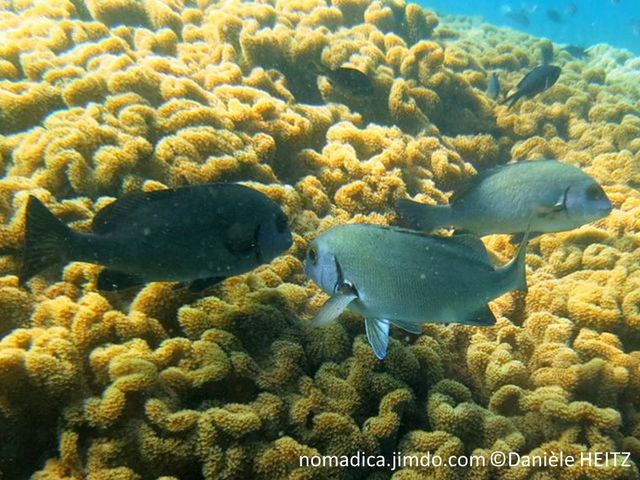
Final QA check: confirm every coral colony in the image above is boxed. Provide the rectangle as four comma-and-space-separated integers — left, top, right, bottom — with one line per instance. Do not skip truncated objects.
0, 0, 638, 478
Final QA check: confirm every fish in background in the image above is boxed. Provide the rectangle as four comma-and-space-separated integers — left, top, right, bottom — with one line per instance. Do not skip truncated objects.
562, 45, 589, 59
501, 5, 531, 26
546, 9, 563, 23
304, 223, 529, 359
396, 160, 612, 240
312, 62, 374, 98
20, 183, 293, 291
564, 3, 577, 16
486, 72, 501, 100
502, 64, 561, 108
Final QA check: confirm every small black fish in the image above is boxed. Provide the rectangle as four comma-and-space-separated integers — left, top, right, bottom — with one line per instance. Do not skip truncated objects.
20, 183, 293, 291
503, 65, 561, 108
324, 66, 375, 97
486, 72, 501, 100
546, 9, 563, 23
563, 45, 588, 58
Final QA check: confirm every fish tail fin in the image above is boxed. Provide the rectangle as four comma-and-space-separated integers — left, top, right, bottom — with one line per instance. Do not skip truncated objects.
505, 227, 530, 294
396, 199, 452, 231
20, 196, 73, 285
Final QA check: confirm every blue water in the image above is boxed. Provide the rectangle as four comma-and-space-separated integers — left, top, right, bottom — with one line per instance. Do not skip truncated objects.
420, 0, 639, 56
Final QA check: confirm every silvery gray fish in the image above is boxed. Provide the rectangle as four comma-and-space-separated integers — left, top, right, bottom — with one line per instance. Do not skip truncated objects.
21, 183, 293, 291
397, 160, 612, 239
503, 64, 561, 108
304, 223, 529, 359
487, 72, 500, 100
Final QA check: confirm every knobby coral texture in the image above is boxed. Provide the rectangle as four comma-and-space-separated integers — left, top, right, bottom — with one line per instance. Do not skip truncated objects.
0, 0, 638, 478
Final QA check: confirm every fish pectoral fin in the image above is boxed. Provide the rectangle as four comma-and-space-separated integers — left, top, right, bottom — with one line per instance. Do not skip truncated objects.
311, 292, 357, 327
390, 318, 422, 335
365, 317, 390, 360
187, 276, 226, 292
224, 223, 258, 256
535, 197, 567, 217
462, 305, 497, 326
97, 269, 145, 291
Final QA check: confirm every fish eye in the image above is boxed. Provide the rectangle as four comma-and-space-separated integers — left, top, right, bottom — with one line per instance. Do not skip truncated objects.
275, 213, 288, 233
307, 246, 318, 265
586, 184, 605, 201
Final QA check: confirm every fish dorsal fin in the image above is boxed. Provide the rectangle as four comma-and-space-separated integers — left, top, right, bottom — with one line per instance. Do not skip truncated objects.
448, 234, 492, 265
450, 166, 506, 201
92, 189, 175, 234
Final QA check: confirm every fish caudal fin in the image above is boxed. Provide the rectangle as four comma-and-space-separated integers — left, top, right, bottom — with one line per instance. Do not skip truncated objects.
20, 196, 73, 285
365, 317, 390, 359
396, 199, 452, 232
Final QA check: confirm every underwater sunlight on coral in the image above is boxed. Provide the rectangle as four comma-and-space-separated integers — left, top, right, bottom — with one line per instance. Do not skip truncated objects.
0, 0, 638, 478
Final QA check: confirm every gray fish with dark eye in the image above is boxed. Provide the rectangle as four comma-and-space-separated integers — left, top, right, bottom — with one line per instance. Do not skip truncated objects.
486, 72, 501, 100
20, 183, 293, 291
503, 64, 561, 108
319, 64, 374, 97
304, 223, 529, 359
397, 159, 612, 240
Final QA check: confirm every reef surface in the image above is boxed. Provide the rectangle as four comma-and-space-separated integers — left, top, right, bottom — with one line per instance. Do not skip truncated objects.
0, 0, 639, 478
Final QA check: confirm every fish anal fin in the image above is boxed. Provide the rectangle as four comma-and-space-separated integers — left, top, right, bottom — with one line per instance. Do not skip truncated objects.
448, 234, 491, 265
312, 292, 357, 327
365, 317, 390, 360
463, 305, 497, 326
97, 269, 145, 291
177, 276, 226, 292
391, 318, 422, 334
509, 231, 541, 244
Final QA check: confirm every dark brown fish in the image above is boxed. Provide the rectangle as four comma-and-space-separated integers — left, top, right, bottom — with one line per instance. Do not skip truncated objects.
20, 183, 293, 291
325, 66, 375, 97
503, 65, 561, 108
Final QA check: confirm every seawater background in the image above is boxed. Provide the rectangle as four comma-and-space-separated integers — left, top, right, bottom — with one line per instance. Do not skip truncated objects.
419, 0, 639, 56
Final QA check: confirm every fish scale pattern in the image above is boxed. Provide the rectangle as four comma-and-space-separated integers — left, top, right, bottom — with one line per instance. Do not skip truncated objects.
0, 0, 638, 478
